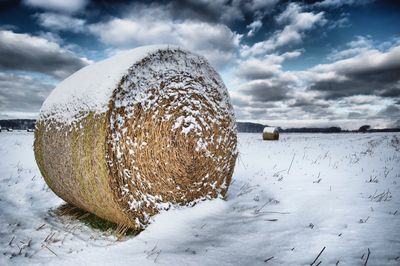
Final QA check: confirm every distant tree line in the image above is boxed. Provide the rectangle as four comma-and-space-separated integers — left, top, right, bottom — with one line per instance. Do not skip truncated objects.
282, 127, 342, 133
0, 119, 35, 130
236, 122, 400, 133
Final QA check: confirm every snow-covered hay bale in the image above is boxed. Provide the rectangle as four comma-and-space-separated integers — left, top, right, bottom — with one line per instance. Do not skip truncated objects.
263, 127, 279, 140
34, 45, 238, 231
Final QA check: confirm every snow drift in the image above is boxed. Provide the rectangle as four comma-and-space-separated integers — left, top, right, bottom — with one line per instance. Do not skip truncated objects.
34, 45, 238, 231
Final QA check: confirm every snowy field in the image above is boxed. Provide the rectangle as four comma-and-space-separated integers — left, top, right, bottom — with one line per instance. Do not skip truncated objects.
1, 131, 399, 265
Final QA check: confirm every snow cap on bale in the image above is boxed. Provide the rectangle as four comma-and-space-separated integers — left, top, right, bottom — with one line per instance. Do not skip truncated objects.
34, 45, 238, 231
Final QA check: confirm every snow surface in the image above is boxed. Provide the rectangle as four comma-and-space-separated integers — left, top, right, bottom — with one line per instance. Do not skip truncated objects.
263, 127, 278, 134
1, 132, 400, 265
40, 45, 177, 124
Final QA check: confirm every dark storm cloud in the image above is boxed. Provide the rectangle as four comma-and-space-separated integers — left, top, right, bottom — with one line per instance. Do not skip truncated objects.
240, 80, 291, 102
231, 95, 249, 107
310, 77, 400, 100
308, 46, 400, 100
289, 97, 329, 108
348, 112, 363, 119
0, 30, 89, 78
91, 0, 278, 27
299, 104, 333, 116
171, 0, 242, 23
0, 0, 19, 12
230, 91, 279, 108
377, 104, 400, 118
287, 96, 334, 118
170, 0, 279, 24
380, 88, 400, 98
309, 79, 397, 100
0, 72, 53, 113
235, 50, 302, 107
238, 67, 277, 80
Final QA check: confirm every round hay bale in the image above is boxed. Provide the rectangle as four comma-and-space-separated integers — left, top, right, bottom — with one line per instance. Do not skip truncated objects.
34, 45, 238, 231
262, 127, 279, 141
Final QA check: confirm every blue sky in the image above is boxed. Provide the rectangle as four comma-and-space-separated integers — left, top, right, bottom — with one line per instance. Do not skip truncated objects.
0, 0, 399, 129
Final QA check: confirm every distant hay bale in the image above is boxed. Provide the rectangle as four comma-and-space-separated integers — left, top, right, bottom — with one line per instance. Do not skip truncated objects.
34, 45, 238, 231
263, 127, 279, 140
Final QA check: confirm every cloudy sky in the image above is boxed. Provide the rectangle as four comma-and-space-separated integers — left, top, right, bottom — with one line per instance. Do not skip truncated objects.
0, 0, 399, 129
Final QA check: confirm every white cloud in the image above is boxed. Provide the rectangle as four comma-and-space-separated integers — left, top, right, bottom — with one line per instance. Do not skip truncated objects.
233, 35, 400, 128
240, 3, 325, 57
327, 12, 351, 30
312, 45, 400, 79
37, 31, 63, 44
23, 0, 88, 13
36, 12, 86, 32
0, 30, 90, 78
275, 3, 326, 45
295, 44, 400, 101
88, 6, 241, 69
315, 0, 374, 8
327, 35, 372, 61
237, 50, 302, 80
234, 51, 301, 108
247, 20, 262, 37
